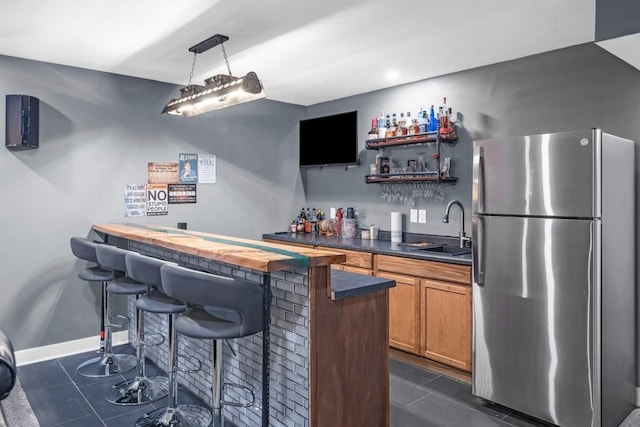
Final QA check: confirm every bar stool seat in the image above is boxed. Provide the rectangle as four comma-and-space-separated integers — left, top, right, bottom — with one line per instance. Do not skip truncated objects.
96, 244, 169, 406
128, 253, 211, 427
107, 276, 147, 295
78, 267, 114, 282
161, 264, 270, 427
136, 290, 188, 314
175, 307, 243, 340
70, 237, 136, 378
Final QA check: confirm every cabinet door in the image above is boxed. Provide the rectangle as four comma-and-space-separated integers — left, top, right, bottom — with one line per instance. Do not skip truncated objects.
421, 279, 472, 371
378, 271, 420, 355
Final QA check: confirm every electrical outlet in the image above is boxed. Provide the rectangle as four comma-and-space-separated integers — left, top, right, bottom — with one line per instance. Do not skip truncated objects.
410, 209, 418, 223
418, 209, 427, 223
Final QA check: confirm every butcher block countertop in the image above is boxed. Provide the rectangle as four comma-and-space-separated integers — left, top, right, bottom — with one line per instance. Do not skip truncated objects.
92, 223, 346, 273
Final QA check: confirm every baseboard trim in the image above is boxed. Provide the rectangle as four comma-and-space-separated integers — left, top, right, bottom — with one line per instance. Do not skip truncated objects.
15, 331, 129, 366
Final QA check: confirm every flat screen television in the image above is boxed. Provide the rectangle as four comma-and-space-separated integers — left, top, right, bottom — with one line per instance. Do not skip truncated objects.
299, 110, 358, 167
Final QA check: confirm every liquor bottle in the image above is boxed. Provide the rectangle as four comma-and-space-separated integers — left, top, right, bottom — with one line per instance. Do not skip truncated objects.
387, 113, 397, 137
382, 115, 391, 137
439, 97, 451, 136
396, 113, 407, 136
311, 207, 318, 233
418, 108, 427, 133
407, 112, 419, 135
428, 105, 437, 132
368, 118, 378, 140
377, 112, 387, 138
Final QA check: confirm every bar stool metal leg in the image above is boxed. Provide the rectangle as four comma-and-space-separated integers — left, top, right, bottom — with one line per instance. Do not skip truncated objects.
135, 314, 212, 427
106, 296, 169, 405
212, 339, 223, 427
77, 281, 137, 378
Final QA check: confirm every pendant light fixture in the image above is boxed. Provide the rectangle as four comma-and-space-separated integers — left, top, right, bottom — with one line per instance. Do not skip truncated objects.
162, 34, 265, 117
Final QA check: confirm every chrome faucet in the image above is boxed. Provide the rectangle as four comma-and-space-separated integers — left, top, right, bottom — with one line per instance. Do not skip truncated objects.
443, 200, 470, 248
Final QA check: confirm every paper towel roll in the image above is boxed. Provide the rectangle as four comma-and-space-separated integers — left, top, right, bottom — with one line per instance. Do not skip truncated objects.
391, 212, 403, 243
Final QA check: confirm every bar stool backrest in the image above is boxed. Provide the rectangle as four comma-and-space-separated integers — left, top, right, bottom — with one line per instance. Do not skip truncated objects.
70, 237, 99, 263
161, 264, 269, 337
126, 252, 172, 289
96, 244, 131, 274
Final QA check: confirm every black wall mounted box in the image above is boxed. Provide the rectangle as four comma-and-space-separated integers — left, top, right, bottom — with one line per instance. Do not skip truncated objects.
6, 94, 39, 150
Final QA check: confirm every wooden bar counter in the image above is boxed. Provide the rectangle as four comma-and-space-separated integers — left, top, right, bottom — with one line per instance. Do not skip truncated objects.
92, 223, 393, 427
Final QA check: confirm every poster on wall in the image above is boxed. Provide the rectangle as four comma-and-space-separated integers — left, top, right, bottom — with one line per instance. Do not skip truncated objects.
148, 162, 179, 184
198, 154, 216, 183
168, 184, 197, 204
179, 153, 198, 183
124, 184, 147, 217
146, 184, 169, 216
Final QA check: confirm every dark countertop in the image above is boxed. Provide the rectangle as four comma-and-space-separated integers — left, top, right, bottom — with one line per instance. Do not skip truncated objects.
330, 270, 395, 300
262, 231, 472, 266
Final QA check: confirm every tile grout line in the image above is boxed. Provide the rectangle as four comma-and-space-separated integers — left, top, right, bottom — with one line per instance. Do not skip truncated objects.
56, 358, 108, 426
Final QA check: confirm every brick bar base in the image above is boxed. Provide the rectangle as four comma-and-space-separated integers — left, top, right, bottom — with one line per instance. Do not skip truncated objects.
128, 241, 310, 427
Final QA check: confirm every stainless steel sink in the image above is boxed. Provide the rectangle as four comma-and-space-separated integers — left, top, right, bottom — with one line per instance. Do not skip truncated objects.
412, 245, 471, 255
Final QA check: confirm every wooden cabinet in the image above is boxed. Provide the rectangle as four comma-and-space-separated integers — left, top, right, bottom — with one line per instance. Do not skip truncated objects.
378, 271, 421, 354
264, 236, 472, 371
377, 254, 472, 371
421, 279, 472, 371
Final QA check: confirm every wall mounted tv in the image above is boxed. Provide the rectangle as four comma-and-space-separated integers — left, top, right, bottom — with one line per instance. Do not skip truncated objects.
299, 110, 358, 168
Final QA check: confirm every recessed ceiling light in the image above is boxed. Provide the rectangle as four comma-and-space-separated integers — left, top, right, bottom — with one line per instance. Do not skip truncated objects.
385, 70, 399, 80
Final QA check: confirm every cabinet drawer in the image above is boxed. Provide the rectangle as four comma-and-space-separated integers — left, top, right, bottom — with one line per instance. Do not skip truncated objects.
317, 246, 373, 270
376, 255, 470, 285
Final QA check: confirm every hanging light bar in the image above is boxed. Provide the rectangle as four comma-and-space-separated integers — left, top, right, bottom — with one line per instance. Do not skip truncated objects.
162, 34, 265, 117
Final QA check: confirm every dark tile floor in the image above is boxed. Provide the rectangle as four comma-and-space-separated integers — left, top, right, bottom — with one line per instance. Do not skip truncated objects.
389, 358, 553, 427
18, 345, 551, 426
17, 345, 222, 427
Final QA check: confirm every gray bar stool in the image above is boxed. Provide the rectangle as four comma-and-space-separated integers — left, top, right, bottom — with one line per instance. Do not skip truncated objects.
95, 245, 170, 405
129, 253, 212, 427
160, 263, 271, 427
70, 237, 137, 378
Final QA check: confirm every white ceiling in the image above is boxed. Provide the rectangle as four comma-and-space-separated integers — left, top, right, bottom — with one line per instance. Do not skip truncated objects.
0, 0, 625, 107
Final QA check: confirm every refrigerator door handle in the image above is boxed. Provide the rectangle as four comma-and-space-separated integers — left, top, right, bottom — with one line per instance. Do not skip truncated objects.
472, 215, 485, 286
472, 146, 484, 214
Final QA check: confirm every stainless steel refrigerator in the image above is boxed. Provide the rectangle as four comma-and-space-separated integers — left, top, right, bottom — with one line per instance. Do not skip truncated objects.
471, 129, 635, 427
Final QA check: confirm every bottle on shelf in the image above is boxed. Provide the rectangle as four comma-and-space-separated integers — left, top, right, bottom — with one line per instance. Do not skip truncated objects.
311, 207, 318, 233
438, 97, 453, 137
396, 113, 408, 136
408, 111, 420, 135
418, 108, 427, 133
417, 152, 426, 172
335, 208, 343, 237
377, 112, 387, 138
386, 113, 397, 137
368, 117, 378, 140
428, 105, 437, 132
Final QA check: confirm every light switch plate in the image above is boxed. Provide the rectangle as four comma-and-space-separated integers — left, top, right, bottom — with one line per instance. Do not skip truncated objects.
418, 209, 427, 223
410, 209, 418, 223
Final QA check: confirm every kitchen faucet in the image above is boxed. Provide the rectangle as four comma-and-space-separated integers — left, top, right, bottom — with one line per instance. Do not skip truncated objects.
443, 200, 470, 248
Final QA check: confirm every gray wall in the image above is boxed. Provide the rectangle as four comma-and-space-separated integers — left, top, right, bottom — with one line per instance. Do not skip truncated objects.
596, 0, 640, 41
304, 43, 640, 239
0, 55, 306, 350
